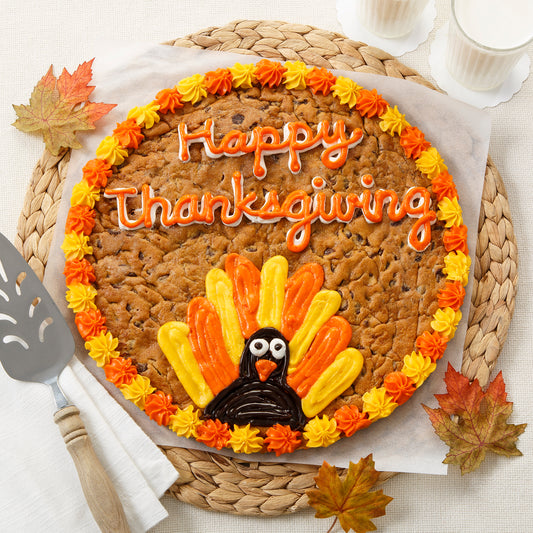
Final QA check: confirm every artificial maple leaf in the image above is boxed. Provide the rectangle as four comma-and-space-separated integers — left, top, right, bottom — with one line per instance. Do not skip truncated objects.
423, 364, 527, 475
13, 59, 116, 156
306, 455, 393, 533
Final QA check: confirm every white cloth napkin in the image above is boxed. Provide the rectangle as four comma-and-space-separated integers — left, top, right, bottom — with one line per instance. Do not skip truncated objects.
0, 356, 178, 532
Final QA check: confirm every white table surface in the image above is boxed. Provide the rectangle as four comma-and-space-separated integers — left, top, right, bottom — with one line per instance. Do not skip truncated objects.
1, 1, 532, 532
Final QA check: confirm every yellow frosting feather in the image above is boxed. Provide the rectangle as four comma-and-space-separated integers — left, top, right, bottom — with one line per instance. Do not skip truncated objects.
379, 105, 410, 136
228, 424, 264, 454
331, 76, 362, 108
177, 74, 207, 105
416, 147, 448, 179
288, 289, 342, 372
431, 307, 462, 339
66, 283, 97, 313
228, 63, 257, 88
169, 405, 202, 438
70, 180, 100, 208
205, 268, 244, 365
301, 348, 363, 418
401, 351, 436, 388
303, 415, 341, 448
283, 61, 310, 90
362, 387, 398, 420
84, 331, 119, 367
257, 255, 288, 330
127, 102, 161, 129
61, 232, 93, 261
443, 250, 471, 286
120, 375, 155, 410
157, 321, 214, 408
95, 136, 129, 166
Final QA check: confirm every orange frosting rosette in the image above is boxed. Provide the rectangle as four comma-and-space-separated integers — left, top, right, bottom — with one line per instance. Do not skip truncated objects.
443, 225, 468, 255
144, 390, 178, 426
112, 119, 144, 149
437, 281, 466, 312
399, 126, 431, 159
154, 87, 183, 114
64, 258, 96, 285
264, 424, 302, 456
65, 205, 96, 235
82, 158, 112, 188
383, 372, 416, 405
75, 308, 106, 340
104, 356, 138, 386
415, 331, 448, 362
254, 59, 287, 88
355, 88, 389, 118
432, 171, 458, 201
204, 68, 233, 96
334, 405, 371, 437
196, 419, 231, 450
305, 67, 336, 96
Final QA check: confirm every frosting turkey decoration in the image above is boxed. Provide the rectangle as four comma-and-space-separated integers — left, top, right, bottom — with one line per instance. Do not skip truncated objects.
157, 254, 364, 430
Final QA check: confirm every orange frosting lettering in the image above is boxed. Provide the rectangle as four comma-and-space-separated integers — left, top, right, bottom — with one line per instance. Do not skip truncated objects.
64, 258, 96, 286
82, 158, 112, 188
264, 424, 302, 456
415, 330, 448, 362
144, 390, 178, 426
187, 297, 239, 395
437, 281, 466, 312
334, 405, 372, 437
383, 372, 416, 405
104, 357, 137, 387
65, 205, 96, 235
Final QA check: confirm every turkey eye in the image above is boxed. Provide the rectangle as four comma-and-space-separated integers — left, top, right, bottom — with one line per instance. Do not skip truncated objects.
270, 339, 286, 359
250, 338, 269, 357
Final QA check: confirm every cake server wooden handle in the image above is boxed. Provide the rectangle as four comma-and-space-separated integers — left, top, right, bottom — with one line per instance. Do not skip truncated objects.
54, 405, 131, 533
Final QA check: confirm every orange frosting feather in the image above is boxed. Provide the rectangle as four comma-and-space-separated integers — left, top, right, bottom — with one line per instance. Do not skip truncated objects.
355, 88, 389, 118
65, 205, 96, 235
443, 225, 468, 255
399, 126, 431, 159
196, 419, 231, 450
204, 68, 233, 96
254, 59, 287, 88
113, 118, 144, 149
431, 171, 458, 201
305, 67, 337, 96
104, 357, 137, 387
383, 372, 416, 405
82, 158, 112, 188
264, 424, 302, 456
75, 308, 107, 340
144, 390, 178, 426
437, 281, 466, 311
154, 87, 183, 114
333, 405, 372, 437
64, 258, 96, 285
415, 330, 448, 362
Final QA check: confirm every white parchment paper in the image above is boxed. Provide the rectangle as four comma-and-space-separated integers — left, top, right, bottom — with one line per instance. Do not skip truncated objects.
43, 42, 490, 474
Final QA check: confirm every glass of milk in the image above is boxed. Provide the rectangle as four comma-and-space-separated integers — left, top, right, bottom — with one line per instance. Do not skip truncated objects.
358, 0, 429, 38
446, 0, 533, 90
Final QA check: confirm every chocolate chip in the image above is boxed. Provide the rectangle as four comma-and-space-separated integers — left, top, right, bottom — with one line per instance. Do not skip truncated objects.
136, 363, 147, 373
232, 113, 245, 124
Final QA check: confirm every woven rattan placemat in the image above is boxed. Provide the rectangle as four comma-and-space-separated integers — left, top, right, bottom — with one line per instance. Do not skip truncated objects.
15, 20, 518, 516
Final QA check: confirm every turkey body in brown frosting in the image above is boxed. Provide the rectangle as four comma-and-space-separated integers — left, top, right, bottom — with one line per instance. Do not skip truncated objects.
203, 328, 306, 430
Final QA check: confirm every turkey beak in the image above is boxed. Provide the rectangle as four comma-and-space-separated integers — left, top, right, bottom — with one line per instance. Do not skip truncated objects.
255, 359, 277, 382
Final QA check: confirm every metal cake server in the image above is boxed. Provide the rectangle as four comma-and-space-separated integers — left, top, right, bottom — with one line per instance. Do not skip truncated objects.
0, 232, 130, 533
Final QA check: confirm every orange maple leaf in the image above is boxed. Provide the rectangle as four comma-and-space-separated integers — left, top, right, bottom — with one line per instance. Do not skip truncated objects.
306, 456, 393, 533
12, 59, 116, 155
423, 364, 527, 474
